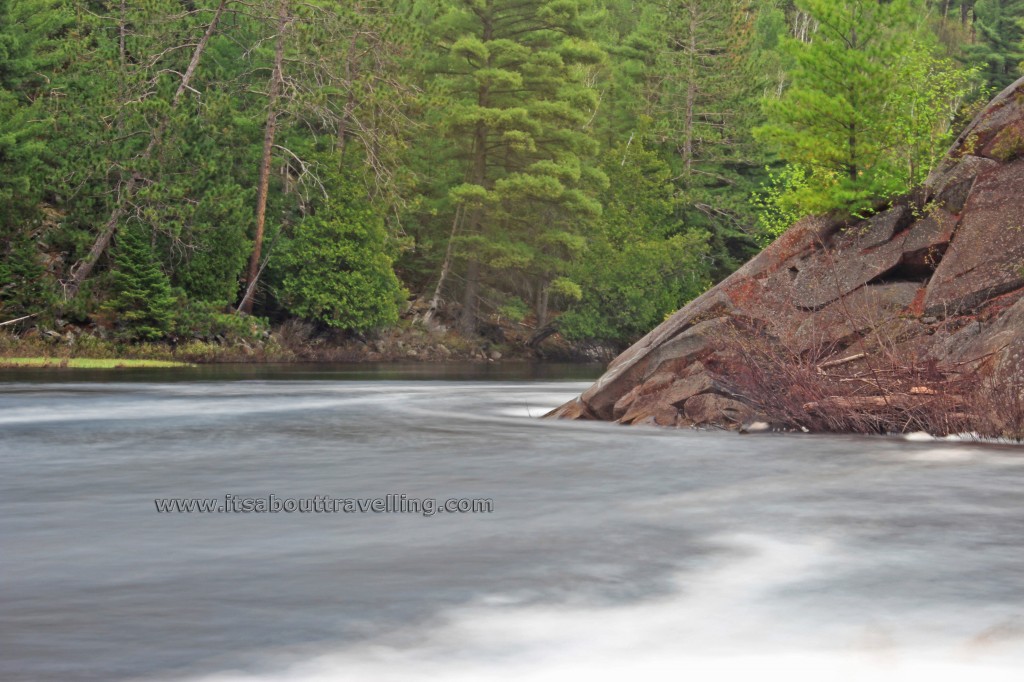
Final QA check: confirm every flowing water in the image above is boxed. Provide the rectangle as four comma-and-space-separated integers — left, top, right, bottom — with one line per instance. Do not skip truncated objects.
2, 364, 1024, 681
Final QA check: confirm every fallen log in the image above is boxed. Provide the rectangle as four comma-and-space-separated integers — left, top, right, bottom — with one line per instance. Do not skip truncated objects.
804, 393, 963, 413
817, 353, 867, 371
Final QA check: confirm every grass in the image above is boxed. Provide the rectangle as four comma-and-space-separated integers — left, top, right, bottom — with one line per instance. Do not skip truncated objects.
0, 357, 194, 369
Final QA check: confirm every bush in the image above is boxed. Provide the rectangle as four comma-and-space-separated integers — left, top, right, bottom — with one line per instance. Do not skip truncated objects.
560, 231, 711, 346
173, 300, 268, 342
280, 193, 404, 333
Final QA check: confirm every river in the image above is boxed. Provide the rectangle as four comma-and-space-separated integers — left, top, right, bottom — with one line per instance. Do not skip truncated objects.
2, 364, 1023, 681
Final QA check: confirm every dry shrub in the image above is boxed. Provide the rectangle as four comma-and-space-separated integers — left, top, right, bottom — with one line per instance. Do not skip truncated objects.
973, 367, 1024, 441
722, 318, 981, 437
274, 318, 316, 350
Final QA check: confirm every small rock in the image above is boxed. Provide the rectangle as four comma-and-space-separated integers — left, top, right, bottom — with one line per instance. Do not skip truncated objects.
489, 350, 502, 360
739, 421, 771, 434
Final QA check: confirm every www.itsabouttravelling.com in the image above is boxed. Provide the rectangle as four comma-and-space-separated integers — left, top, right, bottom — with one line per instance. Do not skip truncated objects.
154, 494, 493, 517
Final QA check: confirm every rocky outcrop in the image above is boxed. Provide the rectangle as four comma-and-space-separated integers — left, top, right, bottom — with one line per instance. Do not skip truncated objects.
549, 76, 1024, 433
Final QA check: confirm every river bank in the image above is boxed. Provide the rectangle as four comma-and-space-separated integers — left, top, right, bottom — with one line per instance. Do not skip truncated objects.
0, 314, 617, 366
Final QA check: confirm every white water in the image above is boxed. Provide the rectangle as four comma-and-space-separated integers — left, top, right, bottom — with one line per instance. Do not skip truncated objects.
2, 369, 1023, 681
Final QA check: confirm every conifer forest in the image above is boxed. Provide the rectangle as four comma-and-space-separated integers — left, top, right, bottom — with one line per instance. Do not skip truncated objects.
1, 0, 1020, 352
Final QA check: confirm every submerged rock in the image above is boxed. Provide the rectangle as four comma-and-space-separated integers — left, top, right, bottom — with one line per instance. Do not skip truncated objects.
548, 76, 1024, 433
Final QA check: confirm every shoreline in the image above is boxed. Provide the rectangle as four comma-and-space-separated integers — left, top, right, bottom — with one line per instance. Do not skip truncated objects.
0, 323, 616, 367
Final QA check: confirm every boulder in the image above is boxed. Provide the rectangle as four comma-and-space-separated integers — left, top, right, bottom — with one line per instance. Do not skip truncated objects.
683, 394, 754, 426
549, 75, 1024, 433
924, 159, 1024, 316
789, 206, 910, 310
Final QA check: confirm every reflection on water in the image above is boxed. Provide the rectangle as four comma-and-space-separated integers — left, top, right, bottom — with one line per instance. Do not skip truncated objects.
1, 368, 1023, 681
0, 361, 606, 384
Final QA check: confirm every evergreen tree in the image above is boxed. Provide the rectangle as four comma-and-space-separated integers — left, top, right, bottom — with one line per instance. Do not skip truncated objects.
0, 0, 69, 318
427, 0, 606, 334
755, 0, 928, 214
660, 0, 771, 276
105, 224, 177, 341
279, 186, 404, 332
560, 141, 712, 345
966, 0, 1024, 90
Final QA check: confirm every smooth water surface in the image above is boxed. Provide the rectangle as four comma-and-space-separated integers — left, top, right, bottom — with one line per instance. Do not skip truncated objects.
2, 364, 1023, 681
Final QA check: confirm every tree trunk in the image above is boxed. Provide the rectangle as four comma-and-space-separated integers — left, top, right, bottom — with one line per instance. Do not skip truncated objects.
423, 207, 462, 327
336, 31, 359, 163
457, 68, 491, 336
239, 0, 288, 314
534, 279, 549, 329
118, 0, 128, 66
459, 258, 480, 336
65, 0, 230, 298
682, 5, 697, 180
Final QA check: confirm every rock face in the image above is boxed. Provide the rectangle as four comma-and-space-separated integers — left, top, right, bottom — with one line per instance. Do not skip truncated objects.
549, 76, 1024, 431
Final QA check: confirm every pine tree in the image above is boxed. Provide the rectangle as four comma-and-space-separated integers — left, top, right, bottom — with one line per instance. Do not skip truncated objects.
560, 141, 712, 345
966, 0, 1024, 90
105, 225, 177, 342
65, 0, 234, 297
755, 0, 927, 214
0, 0, 69, 317
427, 0, 606, 334
653, 0, 770, 275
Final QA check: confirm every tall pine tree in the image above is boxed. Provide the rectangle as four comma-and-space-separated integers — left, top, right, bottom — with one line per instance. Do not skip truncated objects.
427, 0, 606, 334
0, 0, 69, 318
966, 0, 1024, 90
755, 0, 925, 213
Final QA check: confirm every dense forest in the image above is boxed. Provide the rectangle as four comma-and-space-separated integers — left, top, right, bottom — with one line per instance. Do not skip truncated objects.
0, 0, 1021, 354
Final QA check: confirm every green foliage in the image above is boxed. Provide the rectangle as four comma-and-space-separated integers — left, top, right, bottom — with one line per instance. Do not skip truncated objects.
0, 0, 70, 318
0, 0, 67, 216
426, 0, 608, 326
882, 42, 982, 188
751, 163, 820, 244
142, 173, 253, 307
560, 142, 712, 345
0, 232, 55, 318
755, 0, 978, 220
595, 0, 768, 278
756, 0, 920, 214
104, 225, 177, 342
0, 0, 996, 351
965, 0, 1024, 91
173, 301, 269, 342
497, 298, 531, 323
280, 192, 405, 332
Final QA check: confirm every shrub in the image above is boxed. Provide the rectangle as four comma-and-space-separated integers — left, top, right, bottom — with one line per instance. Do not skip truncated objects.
280, 194, 404, 333
173, 300, 268, 342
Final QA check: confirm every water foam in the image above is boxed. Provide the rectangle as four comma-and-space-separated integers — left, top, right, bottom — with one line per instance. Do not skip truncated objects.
177, 534, 1024, 682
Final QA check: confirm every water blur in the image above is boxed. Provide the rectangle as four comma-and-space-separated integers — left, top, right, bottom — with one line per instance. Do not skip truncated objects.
2, 364, 1023, 681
